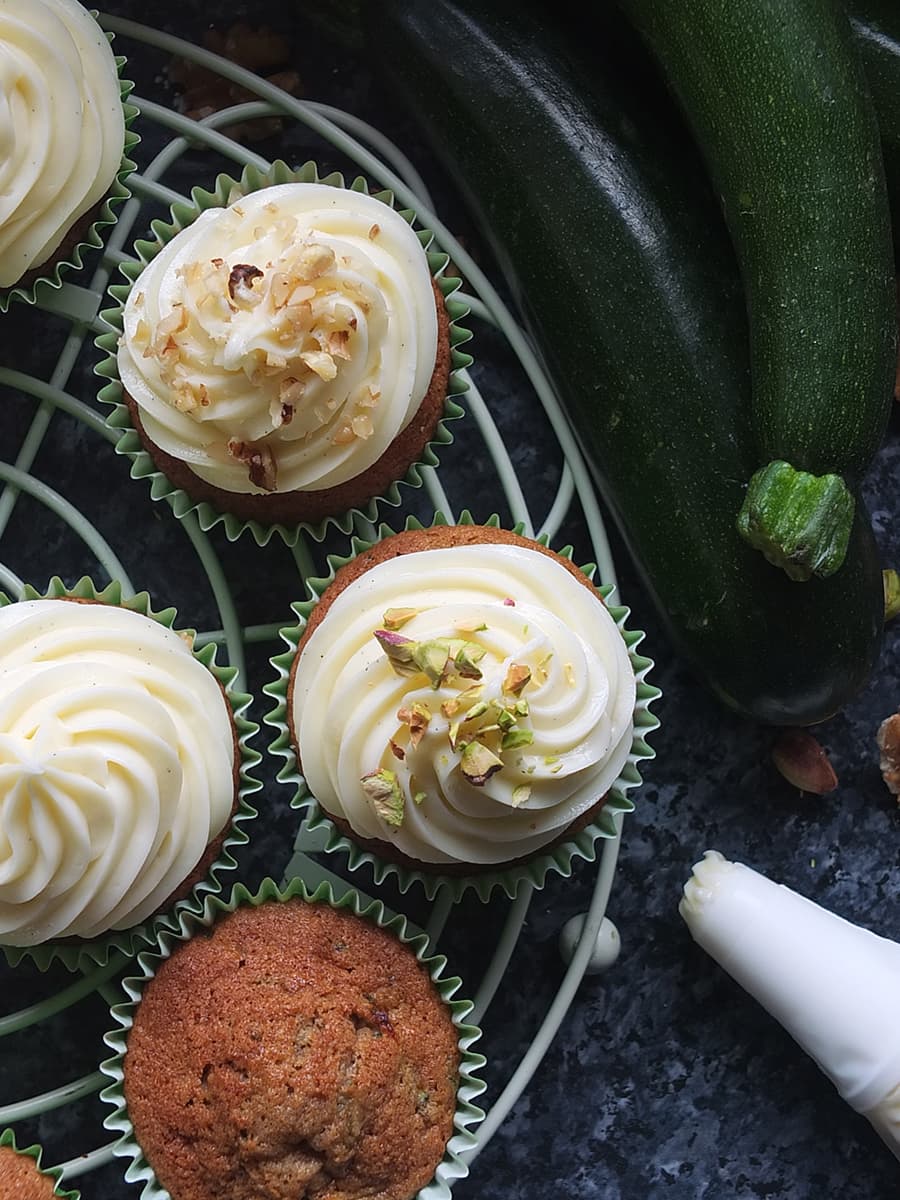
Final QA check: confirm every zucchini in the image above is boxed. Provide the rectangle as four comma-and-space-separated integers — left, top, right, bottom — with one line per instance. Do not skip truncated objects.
613, 0, 896, 582
362, 0, 884, 725
850, 0, 900, 259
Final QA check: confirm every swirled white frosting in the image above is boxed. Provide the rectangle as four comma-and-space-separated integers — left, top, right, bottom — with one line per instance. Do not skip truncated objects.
0, 0, 124, 287
0, 600, 236, 945
291, 544, 637, 865
117, 183, 440, 495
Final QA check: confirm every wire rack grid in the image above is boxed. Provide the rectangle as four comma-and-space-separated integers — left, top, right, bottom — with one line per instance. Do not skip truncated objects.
0, 14, 643, 1194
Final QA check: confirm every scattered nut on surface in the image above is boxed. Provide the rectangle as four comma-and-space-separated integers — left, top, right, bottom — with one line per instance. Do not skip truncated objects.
771, 729, 838, 795
877, 714, 900, 796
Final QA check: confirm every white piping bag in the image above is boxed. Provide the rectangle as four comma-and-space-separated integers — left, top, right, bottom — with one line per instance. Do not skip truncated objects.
680, 850, 900, 1162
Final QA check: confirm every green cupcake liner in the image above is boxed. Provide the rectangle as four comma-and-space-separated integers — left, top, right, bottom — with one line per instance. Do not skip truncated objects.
0, 23, 140, 313
99, 876, 486, 1200
0, 1128, 79, 1199
264, 510, 661, 903
94, 158, 472, 547
0, 576, 261, 973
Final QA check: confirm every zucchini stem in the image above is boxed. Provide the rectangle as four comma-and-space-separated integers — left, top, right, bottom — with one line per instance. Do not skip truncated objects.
736, 460, 855, 581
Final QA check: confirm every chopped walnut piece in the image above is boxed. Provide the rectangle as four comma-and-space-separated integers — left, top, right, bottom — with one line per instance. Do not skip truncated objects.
227, 438, 277, 491
332, 423, 355, 446
351, 413, 374, 439
301, 350, 338, 381
296, 243, 335, 280
878, 714, 900, 796
368, 223, 381, 240
227, 263, 264, 300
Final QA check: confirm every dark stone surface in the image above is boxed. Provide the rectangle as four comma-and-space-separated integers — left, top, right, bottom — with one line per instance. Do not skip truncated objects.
1, 5, 900, 1199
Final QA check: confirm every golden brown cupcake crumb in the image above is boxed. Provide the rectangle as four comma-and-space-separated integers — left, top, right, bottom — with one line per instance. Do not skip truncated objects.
0, 1145, 58, 1199
124, 900, 459, 1200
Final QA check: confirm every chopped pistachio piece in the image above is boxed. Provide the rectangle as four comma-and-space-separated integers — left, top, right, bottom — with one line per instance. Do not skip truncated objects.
503, 662, 532, 696
514, 699, 530, 717
412, 639, 452, 686
448, 719, 463, 751
511, 785, 531, 808
544, 754, 560, 765
361, 768, 404, 827
496, 707, 517, 731
389, 739, 405, 761
455, 618, 488, 633
463, 700, 489, 722
564, 662, 576, 686
501, 728, 534, 751
441, 696, 461, 718
383, 606, 419, 631
413, 790, 427, 806
452, 640, 487, 680
373, 629, 418, 675
397, 701, 430, 748
460, 740, 504, 786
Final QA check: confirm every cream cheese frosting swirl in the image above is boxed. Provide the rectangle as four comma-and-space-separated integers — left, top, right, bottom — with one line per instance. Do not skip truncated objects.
291, 545, 636, 866
0, 0, 124, 288
117, 183, 440, 495
0, 600, 236, 945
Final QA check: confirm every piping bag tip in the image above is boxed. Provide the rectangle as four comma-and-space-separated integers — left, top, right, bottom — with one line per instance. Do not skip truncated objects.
680, 850, 900, 1163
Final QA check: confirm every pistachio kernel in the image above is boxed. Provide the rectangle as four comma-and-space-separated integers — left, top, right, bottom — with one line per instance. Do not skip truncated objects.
462, 700, 489, 723
501, 728, 534, 751
441, 697, 461, 718
460, 740, 504, 786
413, 791, 427, 806
412, 640, 452, 687
397, 701, 431, 748
383, 607, 420, 631
361, 768, 404, 827
503, 662, 532, 696
511, 785, 532, 808
374, 629, 418, 675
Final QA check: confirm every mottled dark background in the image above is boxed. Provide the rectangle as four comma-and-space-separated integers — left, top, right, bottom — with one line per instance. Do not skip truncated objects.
1, 4, 899, 1198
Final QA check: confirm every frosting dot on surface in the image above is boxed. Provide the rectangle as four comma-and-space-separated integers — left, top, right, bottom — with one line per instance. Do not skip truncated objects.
291, 544, 636, 866
117, 183, 440, 495
0, 599, 236, 945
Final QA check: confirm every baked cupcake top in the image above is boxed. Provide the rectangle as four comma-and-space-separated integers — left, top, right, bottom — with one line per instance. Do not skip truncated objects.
0, 1144, 58, 1199
124, 899, 459, 1200
0, 0, 124, 287
0, 599, 236, 946
290, 535, 636, 866
117, 183, 440, 497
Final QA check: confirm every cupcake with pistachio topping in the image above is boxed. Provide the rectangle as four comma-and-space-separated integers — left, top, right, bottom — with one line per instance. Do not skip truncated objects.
96, 160, 470, 544
268, 516, 659, 900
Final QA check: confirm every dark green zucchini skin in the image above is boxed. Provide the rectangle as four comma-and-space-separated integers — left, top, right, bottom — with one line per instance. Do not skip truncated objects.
363, 0, 884, 725
851, 0, 900, 258
614, 0, 895, 481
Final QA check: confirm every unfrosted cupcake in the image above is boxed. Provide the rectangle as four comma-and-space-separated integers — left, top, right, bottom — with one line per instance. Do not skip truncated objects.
0, 582, 254, 962
0, 1129, 78, 1199
276, 521, 656, 893
0, 0, 133, 301
107, 169, 466, 535
102, 882, 484, 1200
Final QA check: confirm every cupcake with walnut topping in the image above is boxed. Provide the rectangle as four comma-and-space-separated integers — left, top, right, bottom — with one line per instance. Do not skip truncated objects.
268, 516, 660, 900
95, 161, 470, 544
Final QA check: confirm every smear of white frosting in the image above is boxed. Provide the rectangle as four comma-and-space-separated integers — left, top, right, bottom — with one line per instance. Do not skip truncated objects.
0, 0, 124, 287
291, 544, 636, 865
117, 183, 439, 495
0, 600, 235, 944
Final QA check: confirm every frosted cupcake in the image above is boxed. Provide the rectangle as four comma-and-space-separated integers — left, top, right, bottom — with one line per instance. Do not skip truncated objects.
100, 164, 469, 540
271, 520, 658, 897
0, 580, 257, 967
101, 879, 485, 1200
0, 0, 135, 304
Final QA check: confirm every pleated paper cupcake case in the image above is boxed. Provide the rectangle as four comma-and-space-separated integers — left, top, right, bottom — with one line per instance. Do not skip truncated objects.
99, 876, 487, 1200
0, 576, 261, 972
265, 510, 661, 904
0, 1128, 79, 1198
93, 158, 472, 547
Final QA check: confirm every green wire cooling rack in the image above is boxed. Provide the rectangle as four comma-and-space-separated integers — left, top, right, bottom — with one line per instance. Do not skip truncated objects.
0, 15, 639, 1192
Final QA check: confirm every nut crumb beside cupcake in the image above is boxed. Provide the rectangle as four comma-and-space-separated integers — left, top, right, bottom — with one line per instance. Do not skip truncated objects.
281, 522, 651, 888
0, 0, 128, 294
111, 173, 461, 531
0, 587, 243, 954
118, 895, 464, 1200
